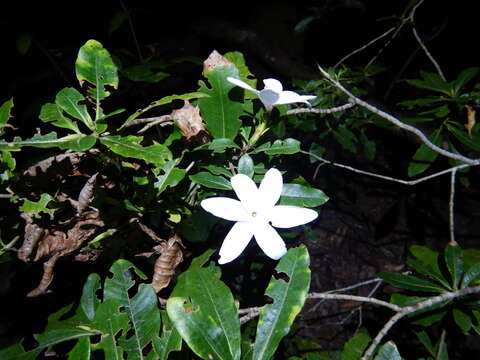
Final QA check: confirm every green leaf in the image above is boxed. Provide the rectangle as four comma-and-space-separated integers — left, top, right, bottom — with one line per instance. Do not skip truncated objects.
121, 92, 206, 129
79, 274, 101, 322
167, 259, 241, 360
446, 123, 480, 152
408, 128, 443, 177
196, 138, 240, 153
20, 193, 55, 216
224, 52, 256, 89
452, 67, 479, 94
416, 331, 435, 355
445, 244, 463, 290
280, 183, 329, 207
39, 103, 81, 133
154, 160, 186, 195
333, 125, 357, 153
341, 328, 371, 360
252, 246, 311, 360
190, 171, 232, 190
453, 308, 472, 333
238, 154, 254, 178
67, 336, 91, 360
373, 341, 402, 360
123, 63, 169, 83
0, 97, 14, 136
198, 65, 243, 139
360, 131, 376, 161
56, 88, 95, 130
0, 343, 42, 360
75, 39, 118, 100
406, 71, 451, 95
265, 138, 301, 155
461, 262, 480, 288
378, 272, 445, 293
152, 311, 182, 360
0, 132, 96, 152
100, 135, 171, 165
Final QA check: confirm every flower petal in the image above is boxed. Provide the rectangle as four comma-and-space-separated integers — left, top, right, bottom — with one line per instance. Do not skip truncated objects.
258, 89, 280, 108
259, 168, 283, 208
227, 77, 259, 94
218, 221, 254, 264
263, 78, 283, 92
270, 205, 318, 228
275, 91, 316, 105
201, 197, 249, 222
253, 222, 287, 260
231, 173, 260, 213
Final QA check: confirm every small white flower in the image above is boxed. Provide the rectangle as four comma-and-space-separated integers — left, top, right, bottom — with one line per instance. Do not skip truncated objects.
227, 77, 316, 109
201, 168, 318, 264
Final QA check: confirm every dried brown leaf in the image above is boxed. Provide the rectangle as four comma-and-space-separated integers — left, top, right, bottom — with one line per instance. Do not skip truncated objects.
77, 173, 98, 215
465, 105, 476, 138
202, 50, 233, 75
152, 233, 184, 293
171, 100, 207, 141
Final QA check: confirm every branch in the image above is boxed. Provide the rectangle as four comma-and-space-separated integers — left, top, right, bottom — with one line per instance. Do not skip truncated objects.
301, 150, 473, 186
360, 285, 480, 360
308, 292, 401, 312
238, 306, 260, 325
316, 64, 480, 166
286, 102, 355, 115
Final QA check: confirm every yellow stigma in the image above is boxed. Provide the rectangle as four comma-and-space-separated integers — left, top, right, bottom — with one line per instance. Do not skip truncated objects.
251, 211, 257, 217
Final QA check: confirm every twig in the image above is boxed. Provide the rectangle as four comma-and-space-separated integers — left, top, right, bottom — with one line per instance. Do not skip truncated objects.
301, 150, 473, 186
308, 292, 401, 312
449, 168, 457, 245
286, 102, 355, 115
409, 0, 446, 81
138, 116, 174, 133
119, 0, 143, 62
239, 306, 260, 325
0, 194, 12, 199
334, 26, 397, 69
325, 278, 384, 294
360, 285, 480, 360
316, 65, 480, 166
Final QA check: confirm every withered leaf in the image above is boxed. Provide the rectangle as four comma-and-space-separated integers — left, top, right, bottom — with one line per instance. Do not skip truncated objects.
202, 50, 233, 75
171, 100, 207, 141
77, 173, 98, 215
152, 233, 184, 293
465, 105, 476, 138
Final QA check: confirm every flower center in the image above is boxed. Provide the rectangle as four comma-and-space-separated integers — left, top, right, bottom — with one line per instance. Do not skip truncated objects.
251, 211, 257, 217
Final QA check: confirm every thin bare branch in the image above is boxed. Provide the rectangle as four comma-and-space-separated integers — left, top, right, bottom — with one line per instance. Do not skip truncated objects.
334, 26, 396, 69
239, 306, 260, 325
286, 102, 355, 115
308, 292, 401, 312
301, 150, 473, 185
361, 285, 480, 359
449, 168, 458, 245
316, 65, 480, 165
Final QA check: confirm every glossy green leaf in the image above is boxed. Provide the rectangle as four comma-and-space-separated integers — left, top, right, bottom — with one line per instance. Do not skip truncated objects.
453, 308, 472, 333
252, 246, 311, 360
39, 103, 81, 133
0, 132, 95, 152
56, 88, 94, 130
0, 97, 14, 136
154, 160, 186, 194
67, 336, 91, 360
198, 65, 243, 139
461, 262, 480, 288
75, 39, 118, 100
280, 183, 329, 207
224, 51, 256, 89
79, 273, 101, 322
341, 328, 370, 360
378, 272, 445, 293
121, 92, 206, 129
408, 128, 443, 177
408, 246, 450, 289
100, 135, 171, 165
445, 244, 463, 290
152, 311, 182, 360
406, 71, 451, 95
416, 331, 435, 355
238, 154, 254, 177
265, 138, 301, 155
190, 171, 232, 190
195, 138, 240, 153
373, 341, 402, 360
167, 259, 241, 360
0, 343, 42, 360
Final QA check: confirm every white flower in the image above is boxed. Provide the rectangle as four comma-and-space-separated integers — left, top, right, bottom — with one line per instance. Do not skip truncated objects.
227, 77, 316, 109
201, 168, 318, 264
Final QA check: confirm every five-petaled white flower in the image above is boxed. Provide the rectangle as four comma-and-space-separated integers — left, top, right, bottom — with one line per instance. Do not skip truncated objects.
227, 77, 316, 109
201, 168, 318, 264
